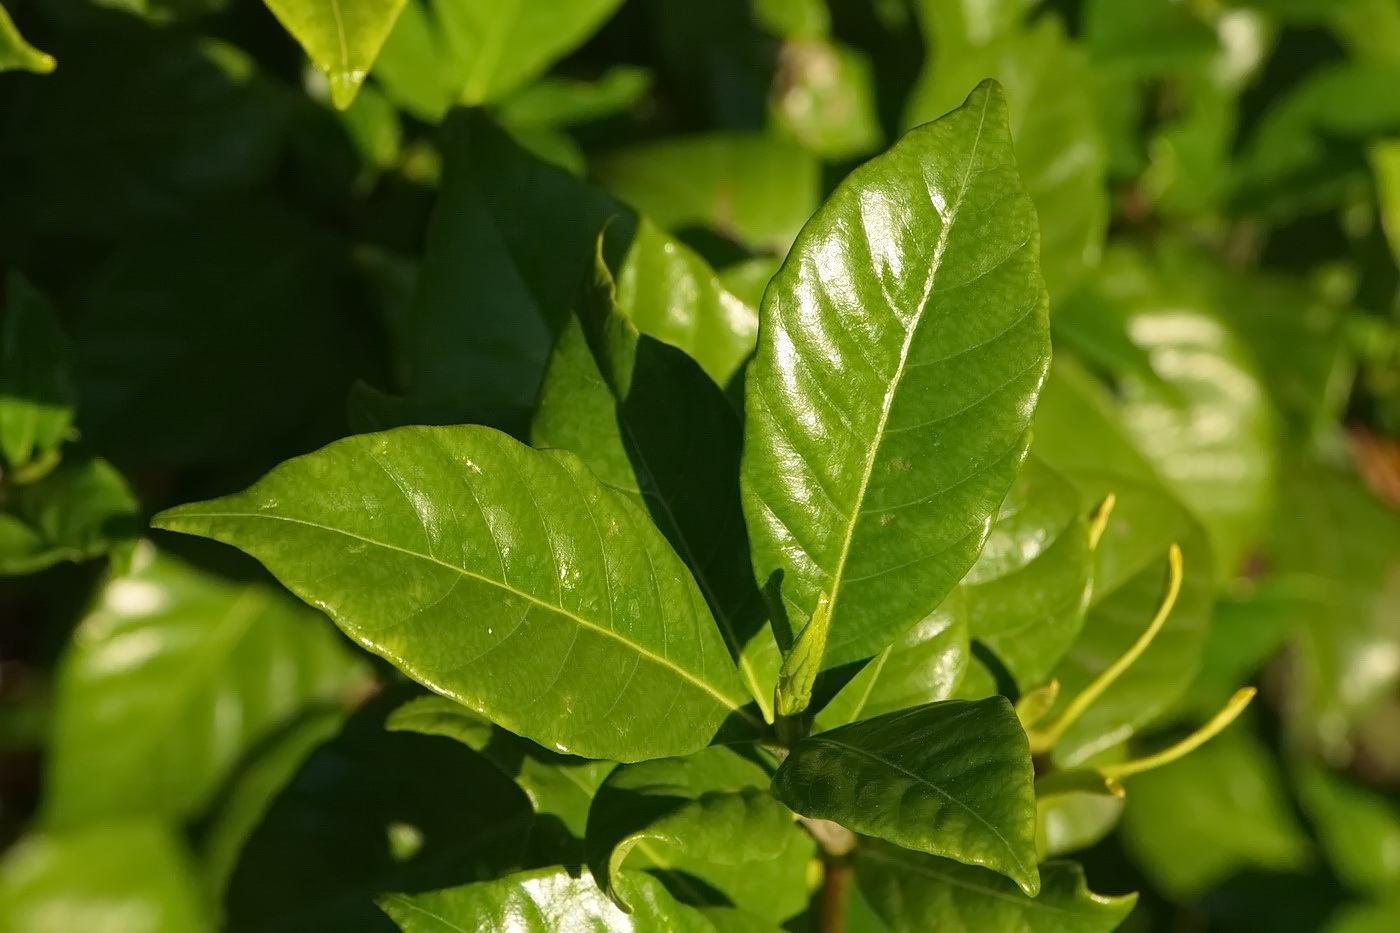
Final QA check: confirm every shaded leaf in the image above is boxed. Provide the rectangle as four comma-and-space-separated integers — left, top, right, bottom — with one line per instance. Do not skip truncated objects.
0, 456, 139, 577
154, 425, 753, 763
856, 841, 1134, 933
0, 275, 72, 476
772, 697, 1039, 893
742, 80, 1049, 671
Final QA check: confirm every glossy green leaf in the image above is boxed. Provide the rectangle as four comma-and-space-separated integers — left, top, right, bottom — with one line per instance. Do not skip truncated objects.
154, 425, 753, 763
1295, 763, 1400, 894
391, 113, 632, 427
225, 690, 532, 933
961, 456, 1092, 688
0, 456, 139, 577
595, 134, 819, 254
906, 13, 1107, 300
0, 3, 54, 74
387, 695, 614, 843
586, 747, 812, 921
0, 821, 214, 933
614, 218, 759, 388
0, 275, 72, 476
773, 697, 1040, 893
263, 0, 408, 109
44, 545, 369, 828
856, 841, 1135, 933
380, 866, 731, 933
819, 590, 969, 727
532, 241, 775, 714
742, 80, 1049, 672
1120, 726, 1311, 900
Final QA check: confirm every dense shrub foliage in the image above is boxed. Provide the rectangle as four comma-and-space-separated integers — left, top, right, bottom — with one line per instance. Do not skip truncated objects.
3, 1, 1400, 932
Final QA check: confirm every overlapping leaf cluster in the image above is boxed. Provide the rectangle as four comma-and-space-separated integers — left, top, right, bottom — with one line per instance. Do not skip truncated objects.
1, 2, 1400, 933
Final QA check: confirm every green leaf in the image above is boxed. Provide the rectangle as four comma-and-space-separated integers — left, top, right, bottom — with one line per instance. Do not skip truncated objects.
906, 13, 1107, 300
776, 590, 830, 717
0, 821, 214, 933
498, 66, 653, 130
0, 456, 139, 577
392, 113, 632, 426
263, 0, 408, 109
856, 841, 1135, 933
1120, 726, 1311, 900
154, 424, 753, 763
613, 218, 759, 388
1295, 763, 1400, 894
961, 456, 1092, 688
0, 3, 55, 74
585, 747, 813, 922
1326, 900, 1400, 933
380, 866, 730, 932
225, 689, 533, 933
1069, 246, 1277, 577
1270, 459, 1400, 753
387, 695, 614, 847
756, 0, 830, 39
1374, 140, 1400, 263
532, 240, 776, 715
44, 545, 369, 828
741, 80, 1049, 672
1082, 0, 1217, 74
0, 275, 72, 476
595, 134, 819, 254
772, 697, 1040, 893
819, 590, 969, 727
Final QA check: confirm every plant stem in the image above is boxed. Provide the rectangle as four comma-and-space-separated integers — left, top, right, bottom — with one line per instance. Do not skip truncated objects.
819, 859, 852, 933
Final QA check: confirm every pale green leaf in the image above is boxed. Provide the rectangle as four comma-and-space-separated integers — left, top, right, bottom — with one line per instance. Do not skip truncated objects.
1295, 763, 1400, 894
0, 821, 213, 933
154, 425, 753, 763
264, 0, 408, 108
44, 544, 369, 828
856, 841, 1135, 933
772, 697, 1040, 893
0, 3, 54, 74
741, 80, 1049, 672
771, 38, 883, 160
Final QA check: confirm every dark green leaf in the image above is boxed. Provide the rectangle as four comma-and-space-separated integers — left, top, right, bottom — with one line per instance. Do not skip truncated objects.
0, 821, 214, 933
856, 841, 1135, 933
154, 425, 754, 763
742, 80, 1049, 672
44, 545, 369, 828
0, 275, 72, 476
772, 697, 1040, 893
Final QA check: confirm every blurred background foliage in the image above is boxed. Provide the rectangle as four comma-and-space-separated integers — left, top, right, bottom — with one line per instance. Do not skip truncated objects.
2, 0, 1400, 931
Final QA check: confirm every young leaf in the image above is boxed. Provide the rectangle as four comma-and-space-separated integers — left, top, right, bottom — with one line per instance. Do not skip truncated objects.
380, 866, 727, 933
0, 3, 55, 74
263, 0, 409, 109
532, 239, 776, 716
772, 697, 1040, 893
856, 841, 1136, 933
741, 80, 1050, 672
585, 747, 813, 922
0, 275, 73, 476
154, 424, 753, 763
45, 546, 370, 829
818, 590, 970, 728
0, 821, 214, 933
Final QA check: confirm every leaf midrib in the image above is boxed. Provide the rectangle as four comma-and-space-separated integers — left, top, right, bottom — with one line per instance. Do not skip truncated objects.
162, 509, 746, 715
822, 91, 994, 634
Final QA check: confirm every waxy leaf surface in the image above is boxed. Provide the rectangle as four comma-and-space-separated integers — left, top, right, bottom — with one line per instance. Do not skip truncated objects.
856, 841, 1135, 933
772, 696, 1040, 893
741, 80, 1049, 671
263, 0, 408, 108
155, 425, 751, 763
